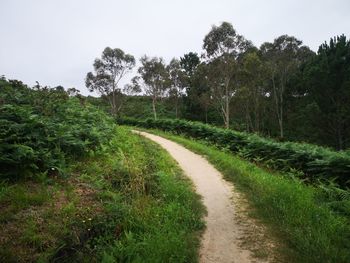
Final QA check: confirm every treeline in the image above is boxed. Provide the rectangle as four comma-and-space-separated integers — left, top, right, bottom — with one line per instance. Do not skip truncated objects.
85, 22, 350, 150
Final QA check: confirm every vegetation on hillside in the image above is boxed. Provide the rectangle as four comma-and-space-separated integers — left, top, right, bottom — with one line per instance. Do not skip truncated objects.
0, 80, 204, 262
119, 118, 350, 189
0, 78, 116, 180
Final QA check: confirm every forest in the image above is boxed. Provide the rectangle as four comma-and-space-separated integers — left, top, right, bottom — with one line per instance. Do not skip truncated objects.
1, 21, 350, 263
87, 22, 350, 150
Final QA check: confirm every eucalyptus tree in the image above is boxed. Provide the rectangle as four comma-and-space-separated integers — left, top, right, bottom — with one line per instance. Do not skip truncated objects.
167, 58, 186, 118
237, 50, 267, 133
260, 36, 314, 138
203, 21, 252, 128
136, 56, 169, 120
85, 47, 135, 116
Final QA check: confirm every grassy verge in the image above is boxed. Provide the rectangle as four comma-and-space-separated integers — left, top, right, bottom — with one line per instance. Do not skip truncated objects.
140, 128, 350, 263
0, 127, 204, 262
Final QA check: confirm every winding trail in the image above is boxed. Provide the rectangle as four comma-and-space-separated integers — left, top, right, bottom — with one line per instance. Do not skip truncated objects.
136, 131, 256, 263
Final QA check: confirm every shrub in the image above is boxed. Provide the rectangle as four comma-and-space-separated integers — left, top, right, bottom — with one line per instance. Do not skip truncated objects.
0, 80, 116, 180
118, 117, 350, 188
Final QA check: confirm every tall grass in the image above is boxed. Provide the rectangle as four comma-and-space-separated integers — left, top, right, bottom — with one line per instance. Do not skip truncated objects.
145, 129, 350, 263
54, 127, 205, 262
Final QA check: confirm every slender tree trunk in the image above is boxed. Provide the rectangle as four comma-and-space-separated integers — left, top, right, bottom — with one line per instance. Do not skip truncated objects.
279, 118, 284, 138
107, 96, 115, 116
225, 82, 230, 129
254, 88, 260, 133
175, 96, 178, 118
152, 97, 157, 120
279, 81, 284, 138
272, 74, 284, 138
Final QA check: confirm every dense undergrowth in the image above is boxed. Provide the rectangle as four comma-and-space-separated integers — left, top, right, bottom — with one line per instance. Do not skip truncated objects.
144, 129, 350, 263
119, 118, 350, 188
0, 79, 115, 180
0, 81, 204, 262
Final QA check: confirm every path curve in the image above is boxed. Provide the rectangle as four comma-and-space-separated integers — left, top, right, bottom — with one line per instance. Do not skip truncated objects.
135, 131, 254, 263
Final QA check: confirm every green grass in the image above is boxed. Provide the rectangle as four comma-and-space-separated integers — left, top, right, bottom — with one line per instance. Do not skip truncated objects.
141, 128, 350, 263
0, 183, 51, 222
0, 126, 204, 262
74, 127, 205, 263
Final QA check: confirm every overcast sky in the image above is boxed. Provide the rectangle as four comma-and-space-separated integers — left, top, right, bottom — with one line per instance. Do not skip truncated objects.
1, 0, 349, 95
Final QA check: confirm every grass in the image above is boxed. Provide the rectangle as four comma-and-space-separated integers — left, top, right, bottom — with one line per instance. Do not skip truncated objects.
0, 126, 204, 262
140, 128, 350, 263
73, 127, 205, 262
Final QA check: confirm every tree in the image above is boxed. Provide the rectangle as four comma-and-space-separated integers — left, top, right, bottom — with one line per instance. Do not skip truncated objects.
167, 58, 186, 118
137, 56, 169, 120
85, 47, 135, 116
203, 22, 252, 128
180, 52, 200, 77
123, 76, 142, 95
67, 87, 80, 97
302, 35, 350, 149
235, 50, 267, 133
182, 62, 213, 122
260, 35, 314, 138
198, 91, 212, 123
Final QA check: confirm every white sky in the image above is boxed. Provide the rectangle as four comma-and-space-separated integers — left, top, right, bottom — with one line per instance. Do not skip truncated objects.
1, 0, 349, 95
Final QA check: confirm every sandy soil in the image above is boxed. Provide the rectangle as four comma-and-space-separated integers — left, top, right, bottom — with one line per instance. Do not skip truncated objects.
135, 131, 268, 263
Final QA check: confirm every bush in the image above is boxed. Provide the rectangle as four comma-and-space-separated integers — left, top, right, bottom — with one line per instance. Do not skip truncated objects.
0, 79, 116, 180
118, 117, 350, 188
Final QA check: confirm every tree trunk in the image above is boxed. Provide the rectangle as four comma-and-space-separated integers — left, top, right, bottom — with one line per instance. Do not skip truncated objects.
152, 97, 157, 120
112, 90, 116, 116
175, 97, 178, 118
272, 74, 284, 138
107, 96, 115, 116
279, 118, 284, 139
225, 83, 230, 129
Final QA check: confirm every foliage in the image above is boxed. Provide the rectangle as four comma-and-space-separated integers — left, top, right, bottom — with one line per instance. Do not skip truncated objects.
113, 24, 349, 151
260, 35, 315, 138
151, 130, 350, 263
118, 117, 350, 188
167, 58, 186, 118
85, 47, 135, 116
180, 52, 200, 77
300, 35, 350, 150
0, 91, 204, 262
202, 22, 253, 128
0, 79, 115, 180
132, 56, 170, 120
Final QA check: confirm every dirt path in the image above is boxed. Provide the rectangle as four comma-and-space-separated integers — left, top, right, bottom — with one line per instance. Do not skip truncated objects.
135, 131, 260, 263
